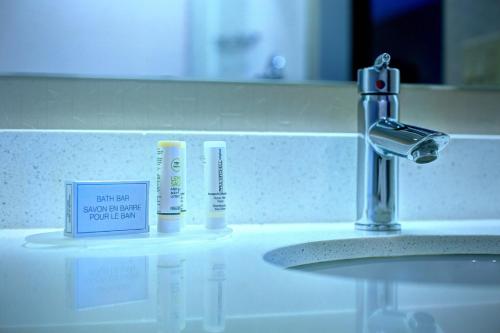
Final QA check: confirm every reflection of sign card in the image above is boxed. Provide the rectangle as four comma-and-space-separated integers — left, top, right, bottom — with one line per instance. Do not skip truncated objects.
66, 256, 148, 310
64, 181, 149, 237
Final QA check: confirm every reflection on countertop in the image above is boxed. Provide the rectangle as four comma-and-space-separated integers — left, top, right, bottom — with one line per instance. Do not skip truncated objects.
66, 256, 149, 310
0, 221, 499, 332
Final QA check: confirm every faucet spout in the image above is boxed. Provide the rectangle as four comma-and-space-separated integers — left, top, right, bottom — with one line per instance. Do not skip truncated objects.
368, 118, 450, 164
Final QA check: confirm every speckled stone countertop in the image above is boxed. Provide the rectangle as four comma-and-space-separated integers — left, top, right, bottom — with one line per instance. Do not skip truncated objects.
1, 221, 499, 332
2, 130, 500, 229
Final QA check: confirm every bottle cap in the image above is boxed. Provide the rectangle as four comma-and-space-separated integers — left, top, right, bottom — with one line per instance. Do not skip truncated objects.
157, 214, 181, 233
157, 141, 186, 148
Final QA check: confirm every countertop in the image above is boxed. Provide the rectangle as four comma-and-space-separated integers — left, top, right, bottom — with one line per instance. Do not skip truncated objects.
1, 221, 499, 333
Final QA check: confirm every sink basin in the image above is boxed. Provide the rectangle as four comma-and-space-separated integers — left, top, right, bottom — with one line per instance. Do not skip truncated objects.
264, 235, 500, 333
293, 254, 499, 285
264, 235, 500, 272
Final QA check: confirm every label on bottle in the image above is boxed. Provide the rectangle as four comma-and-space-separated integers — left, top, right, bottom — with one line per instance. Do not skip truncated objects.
205, 146, 226, 216
180, 147, 187, 213
157, 146, 182, 215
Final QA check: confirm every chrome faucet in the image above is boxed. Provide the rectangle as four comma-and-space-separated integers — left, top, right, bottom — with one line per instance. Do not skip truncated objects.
356, 53, 450, 231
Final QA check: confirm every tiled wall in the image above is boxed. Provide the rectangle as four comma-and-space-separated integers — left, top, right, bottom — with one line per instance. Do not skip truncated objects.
1, 130, 499, 228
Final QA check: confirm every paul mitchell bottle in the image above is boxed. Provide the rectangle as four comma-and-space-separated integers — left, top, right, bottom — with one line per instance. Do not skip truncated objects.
203, 141, 227, 230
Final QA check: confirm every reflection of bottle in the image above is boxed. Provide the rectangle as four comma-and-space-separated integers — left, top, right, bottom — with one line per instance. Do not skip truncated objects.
204, 141, 227, 230
204, 248, 226, 332
157, 141, 186, 233
157, 255, 186, 333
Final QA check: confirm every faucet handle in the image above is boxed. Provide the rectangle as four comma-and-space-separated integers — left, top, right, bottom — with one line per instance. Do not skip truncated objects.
358, 52, 400, 94
374, 53, 391, 70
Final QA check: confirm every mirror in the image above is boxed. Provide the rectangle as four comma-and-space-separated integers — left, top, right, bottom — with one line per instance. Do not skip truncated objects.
1, 0, 499, 87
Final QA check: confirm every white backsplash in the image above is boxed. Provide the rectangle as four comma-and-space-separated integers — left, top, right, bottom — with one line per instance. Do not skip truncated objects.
400, 135, 500, 220
1, 131, 499, 228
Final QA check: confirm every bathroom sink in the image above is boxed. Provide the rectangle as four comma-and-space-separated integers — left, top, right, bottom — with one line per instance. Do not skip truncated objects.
264, 235, 500, 284
293, 254, 499, 284
264, 235, 500, 333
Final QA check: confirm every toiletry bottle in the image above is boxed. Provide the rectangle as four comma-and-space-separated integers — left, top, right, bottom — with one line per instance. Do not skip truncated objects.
180, 144, 187, 225
157, 141, 186, 233
203, 141, 227, 230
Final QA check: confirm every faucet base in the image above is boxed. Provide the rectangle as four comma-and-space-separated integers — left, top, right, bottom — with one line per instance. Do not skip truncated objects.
355, 222, 401, 231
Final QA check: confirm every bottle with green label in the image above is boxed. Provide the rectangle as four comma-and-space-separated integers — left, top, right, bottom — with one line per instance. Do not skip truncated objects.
157, 141, 186, 233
